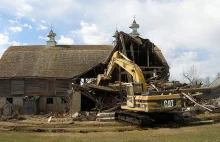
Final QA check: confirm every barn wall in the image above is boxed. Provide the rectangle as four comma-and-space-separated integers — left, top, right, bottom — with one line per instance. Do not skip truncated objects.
25, 79, 49, 95
0, 78, 72, 114
71, 91, 81, 113
0, 97, 5, 108
0, 80, 11, 97
39, 96, 70, 113
11, 80, 24, 95
13, 97, 23, 106
0, 97, 23, 108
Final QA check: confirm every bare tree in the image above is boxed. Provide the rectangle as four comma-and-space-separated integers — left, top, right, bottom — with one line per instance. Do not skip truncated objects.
216, 72, 220, 79
182, 65, 202, 86
169, 75, 176, 82
203, 76, 210, 86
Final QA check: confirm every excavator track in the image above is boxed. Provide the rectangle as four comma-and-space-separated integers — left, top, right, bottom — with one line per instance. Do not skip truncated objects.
115, 111, 191, 127
115, 111, 154, 127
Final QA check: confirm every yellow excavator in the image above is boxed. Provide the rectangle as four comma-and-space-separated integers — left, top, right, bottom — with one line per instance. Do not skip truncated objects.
97, 51, 185, 126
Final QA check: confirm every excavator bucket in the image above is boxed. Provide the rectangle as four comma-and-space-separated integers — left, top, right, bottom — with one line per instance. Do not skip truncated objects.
97, 74, 111, 86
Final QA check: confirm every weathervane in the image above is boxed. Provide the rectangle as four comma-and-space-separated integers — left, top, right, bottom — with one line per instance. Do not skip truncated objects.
50, 24, 53, 30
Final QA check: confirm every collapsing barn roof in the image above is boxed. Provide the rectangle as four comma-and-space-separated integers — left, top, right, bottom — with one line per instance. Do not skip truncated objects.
0, 31, 169, 80
106, 31, 170, 81
0, 45, 113, 79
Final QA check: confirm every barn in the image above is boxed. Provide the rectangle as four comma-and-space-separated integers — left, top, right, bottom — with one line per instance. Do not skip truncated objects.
0, 19, 169, 115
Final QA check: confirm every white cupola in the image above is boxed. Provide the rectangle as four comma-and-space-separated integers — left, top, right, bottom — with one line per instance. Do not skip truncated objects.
46, 29, 57, 47
129, 17, 140, 37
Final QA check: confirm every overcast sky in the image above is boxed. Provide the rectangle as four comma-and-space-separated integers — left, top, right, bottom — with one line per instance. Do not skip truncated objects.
0, 0, 220, 82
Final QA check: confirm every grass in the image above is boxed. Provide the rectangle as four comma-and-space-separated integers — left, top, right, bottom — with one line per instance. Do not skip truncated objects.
1, 123, 220, 142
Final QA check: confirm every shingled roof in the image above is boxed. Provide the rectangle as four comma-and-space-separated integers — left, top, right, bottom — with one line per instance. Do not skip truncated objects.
0, 45, 113, 79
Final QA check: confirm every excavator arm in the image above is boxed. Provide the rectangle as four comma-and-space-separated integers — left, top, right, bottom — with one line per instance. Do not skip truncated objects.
97, 51, 148, 91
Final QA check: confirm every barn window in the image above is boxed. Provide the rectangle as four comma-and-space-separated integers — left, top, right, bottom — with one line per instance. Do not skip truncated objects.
6, 98, 13, 104
61, 97, 68, 104
46, 98, 53, 104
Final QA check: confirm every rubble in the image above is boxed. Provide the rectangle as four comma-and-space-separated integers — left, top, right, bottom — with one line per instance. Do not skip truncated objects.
72, 111, 97, 121
96, 112, 116, 122
96, 117, 115, 122
97, 112, 115, 118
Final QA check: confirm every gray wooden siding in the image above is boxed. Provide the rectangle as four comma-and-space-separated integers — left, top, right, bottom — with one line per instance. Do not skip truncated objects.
0, 80, 11, 97
55, 80, 70, 96
25, 79, 48, 95
0, 78, 71, 97
11, 80, 24, 95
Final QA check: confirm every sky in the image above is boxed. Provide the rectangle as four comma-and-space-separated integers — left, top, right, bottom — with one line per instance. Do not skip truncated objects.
0, 0, 220, 83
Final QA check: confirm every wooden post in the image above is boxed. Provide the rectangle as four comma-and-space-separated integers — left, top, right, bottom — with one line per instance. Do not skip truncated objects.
71, 91, 81, 114
119, 33, 132, 82
119, 33, 127, 56
130, 42, 135, 62
147, 46, 150, 67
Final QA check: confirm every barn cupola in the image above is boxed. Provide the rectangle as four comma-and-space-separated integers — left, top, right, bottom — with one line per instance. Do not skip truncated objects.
46, 29, 57, 47
129, 16, 140, 37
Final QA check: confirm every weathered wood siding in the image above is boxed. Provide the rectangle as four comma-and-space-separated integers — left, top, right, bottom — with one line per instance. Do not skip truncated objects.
39, 96, 69, 113
0, 80, 11, 97
0, 78, 71, 113
55, 80, 70, 96
0, 78, 71, 97
25, 79, 48, 95
24, 79, 70, 96
11, 80, 24, 95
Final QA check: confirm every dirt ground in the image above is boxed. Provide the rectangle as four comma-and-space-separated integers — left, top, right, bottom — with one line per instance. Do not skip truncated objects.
0, 114, 220, 142
0, 115, 137, 133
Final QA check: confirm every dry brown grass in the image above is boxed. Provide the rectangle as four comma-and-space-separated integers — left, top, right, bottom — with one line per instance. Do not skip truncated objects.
1, 114, 220, 142
1, 123, 220, 142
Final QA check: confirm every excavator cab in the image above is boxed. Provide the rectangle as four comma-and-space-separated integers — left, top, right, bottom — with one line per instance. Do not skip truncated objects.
125, 83, 143, 108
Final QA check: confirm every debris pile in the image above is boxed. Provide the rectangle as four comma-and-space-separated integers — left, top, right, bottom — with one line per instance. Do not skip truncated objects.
72, 111, 97, 121
96, 112, 115, 122
71, 111, 116, 122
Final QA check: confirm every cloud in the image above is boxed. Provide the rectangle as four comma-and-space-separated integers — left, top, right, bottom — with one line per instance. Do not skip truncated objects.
9, 26, 22, 32
71, 21, 111, 44
36, 24, 48, 30
0, 46, 8, 58
57, 35, 74, 45
0, 34, 9, 45
38, 36, 48, 40
16, 3, 33, 18
11, 41, 27, 46
0, 0, 82, 25
12, 41, 21, 46
23, 24, 32, 29
41, 20, 47, 23
31, 18, 36, 22
8, 19, 18, 24
0, 33, 10, 58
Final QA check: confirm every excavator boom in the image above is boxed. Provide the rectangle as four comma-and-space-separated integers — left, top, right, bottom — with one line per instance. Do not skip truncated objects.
97, 51, 148, 91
